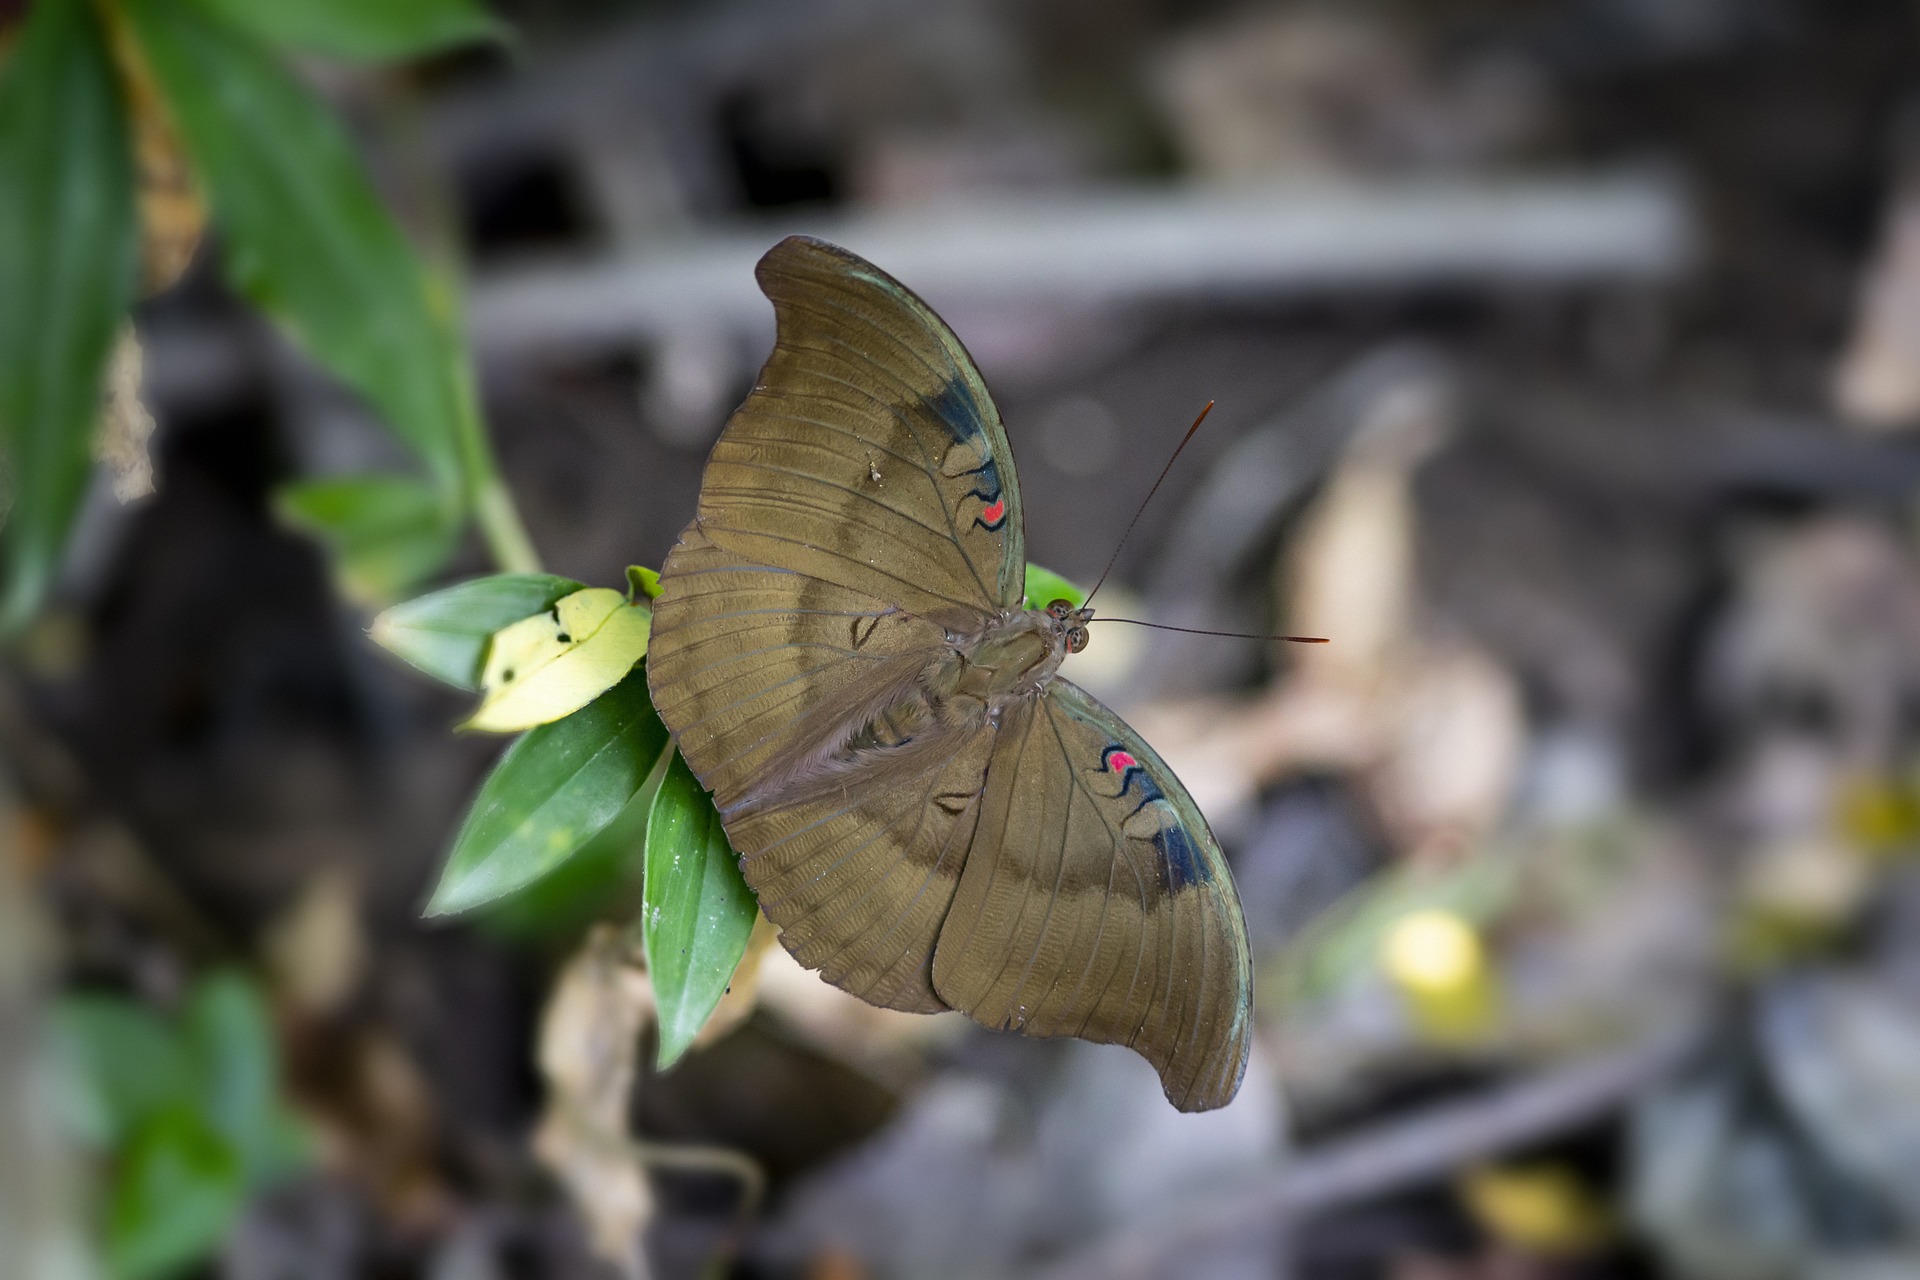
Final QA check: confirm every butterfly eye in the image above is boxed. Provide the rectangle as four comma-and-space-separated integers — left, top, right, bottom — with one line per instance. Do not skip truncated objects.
1047, 599, 1072, 619
1065, 626, 1089, 654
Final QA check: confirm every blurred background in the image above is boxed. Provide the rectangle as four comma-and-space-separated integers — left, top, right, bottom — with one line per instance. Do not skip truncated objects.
16, 0, 1920, 1276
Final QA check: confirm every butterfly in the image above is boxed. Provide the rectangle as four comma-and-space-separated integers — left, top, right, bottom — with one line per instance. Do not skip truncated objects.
646, 236, 1252, 1111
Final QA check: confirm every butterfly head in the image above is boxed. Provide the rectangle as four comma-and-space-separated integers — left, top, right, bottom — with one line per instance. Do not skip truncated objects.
1045, 598, 1093, 654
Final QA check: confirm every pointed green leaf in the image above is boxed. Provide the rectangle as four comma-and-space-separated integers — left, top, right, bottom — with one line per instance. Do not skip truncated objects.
644, 752, 757, 1069
189, 0, 506, 62
277, 474, 462, 605
473, 769, 660, 942
1023, 562, 1086, 612
120, 0, 465, 495
0, 0, 139, 631
428, 666, 669, 916
371, 572, 584, 690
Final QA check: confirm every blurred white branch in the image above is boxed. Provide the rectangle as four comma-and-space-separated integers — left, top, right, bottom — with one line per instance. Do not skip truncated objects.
469, 171, 1697, 359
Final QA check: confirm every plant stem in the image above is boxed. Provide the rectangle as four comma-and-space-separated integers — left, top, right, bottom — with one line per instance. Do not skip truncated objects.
451, 354, 539, 573
385, 91, 541, 577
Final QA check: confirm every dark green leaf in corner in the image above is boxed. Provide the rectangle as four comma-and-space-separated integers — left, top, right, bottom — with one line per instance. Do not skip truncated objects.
108, 1104, 244, 1280
185, 972, 310, 1185
189, 0, 506, 63
371, 572, 584, 690
51, 999, 192, 1149
644, 752, 758, 1070
120, 0, 467, 498
0, 0, 139, 632
428, 666, 668, 917
1023, 562, 1086, 612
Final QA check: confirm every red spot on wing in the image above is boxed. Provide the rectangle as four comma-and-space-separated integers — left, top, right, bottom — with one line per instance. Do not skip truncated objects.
1106, 751, 1137, 772
981, 498, 1006, 523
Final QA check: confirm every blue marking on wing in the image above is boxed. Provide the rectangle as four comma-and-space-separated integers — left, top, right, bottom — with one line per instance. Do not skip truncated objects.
964, 458, 1001, 504
1154, 823, 1209, 890
926, 378, 985, 444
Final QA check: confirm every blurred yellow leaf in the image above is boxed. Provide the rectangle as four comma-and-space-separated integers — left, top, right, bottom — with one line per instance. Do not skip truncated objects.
464, 588, 650, 733
1380, 908, 1499, 1042
1460, 1161, 1613, 1255
1835, 772, 1920, 855
1726, 834, 1868, 972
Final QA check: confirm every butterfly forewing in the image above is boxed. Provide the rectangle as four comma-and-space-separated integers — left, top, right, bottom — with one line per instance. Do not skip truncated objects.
931, 682, 1253, 1112
697, 236, 1024, 620
648, 525, 942, 810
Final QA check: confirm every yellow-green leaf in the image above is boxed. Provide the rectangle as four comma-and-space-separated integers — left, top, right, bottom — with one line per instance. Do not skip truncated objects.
626, 564, 662, 601
1023, 562, 1085, 612
464, 588, 650, 733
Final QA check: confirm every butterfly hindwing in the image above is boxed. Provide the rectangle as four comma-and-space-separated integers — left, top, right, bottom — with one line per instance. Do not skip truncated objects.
696, 235, 1025, 621
931, 680, 1253, 1112
723, 728, 994, 1013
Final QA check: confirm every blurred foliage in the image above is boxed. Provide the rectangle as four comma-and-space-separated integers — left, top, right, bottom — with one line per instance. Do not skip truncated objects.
53, 972, 310, 1280
0, 0, 137, 633
0, 0, 515, 633
1460, 1160, 1616, 1256
191, 0, 505, 62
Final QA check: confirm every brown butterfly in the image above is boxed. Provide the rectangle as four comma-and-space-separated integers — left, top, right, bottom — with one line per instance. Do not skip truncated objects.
646, 236, 1252, 1111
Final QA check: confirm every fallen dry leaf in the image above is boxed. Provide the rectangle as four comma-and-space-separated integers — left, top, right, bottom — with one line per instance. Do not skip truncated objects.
534, 925, 656, 1280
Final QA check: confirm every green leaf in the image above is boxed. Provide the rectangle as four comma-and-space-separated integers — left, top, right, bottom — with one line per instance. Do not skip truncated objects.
51, 999, 192, 1148
184, 972, 308, 1185
106, 1104, 244, 1280
188, 0, 505, 62
473, 771, 659, 943
371, 572, 584, 690
428, 665, 669, 917
1023, 562, 1086, 612
644, 752, 757, 1070
0, 0, 139, 632
120, 0, 466, 495
277, 474, 462, 605
626, 565, 662, 601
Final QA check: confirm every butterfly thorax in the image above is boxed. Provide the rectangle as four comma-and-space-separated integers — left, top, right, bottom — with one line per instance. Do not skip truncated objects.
938, 606, 1084, 706
952, 610, 1075, 702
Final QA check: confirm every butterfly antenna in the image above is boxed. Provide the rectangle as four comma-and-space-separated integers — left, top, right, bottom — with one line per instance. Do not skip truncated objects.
1090, 617, 1328, 644
1083, 400, 1214, 607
